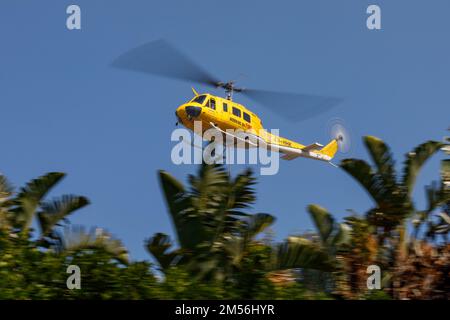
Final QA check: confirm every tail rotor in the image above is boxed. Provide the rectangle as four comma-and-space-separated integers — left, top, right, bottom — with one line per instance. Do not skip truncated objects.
328, 118, 352, 154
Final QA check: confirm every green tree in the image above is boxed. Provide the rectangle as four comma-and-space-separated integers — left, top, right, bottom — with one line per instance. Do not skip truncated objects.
0, 229, 156, 299
340, 136, 443, 265
341, 136, 442, 234
309, 135, 449, 298
147, 164, 276, 280
0, 172, 141, 299
0, 172, 89, 241
148, 163, 335, 288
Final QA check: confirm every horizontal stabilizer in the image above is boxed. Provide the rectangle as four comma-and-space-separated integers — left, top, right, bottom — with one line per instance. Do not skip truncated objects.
302, 142, 324, 152
281, 153, 301, 161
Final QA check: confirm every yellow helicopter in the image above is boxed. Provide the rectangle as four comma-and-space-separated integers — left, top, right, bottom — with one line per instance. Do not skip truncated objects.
112, 39, 347, 165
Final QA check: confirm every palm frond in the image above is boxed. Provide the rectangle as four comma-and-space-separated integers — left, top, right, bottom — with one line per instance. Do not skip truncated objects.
243, 213, 276, 240
308, 204, 351, 250
340, 159, 385, 204
61, 225, 129, 264
0, 174, 13, 203
272, 237, 335, 272
37, 195, 89, 236
364, 136, 397, 188
307, 204, 335, 245
158, 169, 211, 251
402, 140, 443, 195
146, 232, 183, 270
230, 168, 257, 209
11, 172, 65, 232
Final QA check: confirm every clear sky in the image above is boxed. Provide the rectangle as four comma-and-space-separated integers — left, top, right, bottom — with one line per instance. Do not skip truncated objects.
1, 0, 449, 261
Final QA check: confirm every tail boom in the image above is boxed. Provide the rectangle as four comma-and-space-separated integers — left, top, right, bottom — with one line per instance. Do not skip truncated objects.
279, 139, 338, 162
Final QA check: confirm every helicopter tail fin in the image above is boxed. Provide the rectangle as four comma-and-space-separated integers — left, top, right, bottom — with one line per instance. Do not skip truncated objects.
320, 139, 339, 159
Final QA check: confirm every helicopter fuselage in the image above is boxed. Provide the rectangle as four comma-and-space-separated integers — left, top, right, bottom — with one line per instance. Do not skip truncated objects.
175, 90, 339, 164
176, 91, 306, 150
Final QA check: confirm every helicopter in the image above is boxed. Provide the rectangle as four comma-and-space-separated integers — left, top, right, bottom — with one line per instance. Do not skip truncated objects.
112, 39, 349, 165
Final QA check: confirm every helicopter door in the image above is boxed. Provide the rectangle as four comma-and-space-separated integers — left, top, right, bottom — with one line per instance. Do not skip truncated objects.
205, 98, 216, 110
209, 98, 216, 110
229, 106, 245, 129
204, 98, 218, 123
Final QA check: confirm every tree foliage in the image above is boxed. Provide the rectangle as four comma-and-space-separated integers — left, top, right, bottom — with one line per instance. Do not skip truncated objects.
0, 133, 448, 300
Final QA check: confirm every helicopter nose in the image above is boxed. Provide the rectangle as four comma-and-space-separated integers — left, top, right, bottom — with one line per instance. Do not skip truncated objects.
185, 106, 202, 118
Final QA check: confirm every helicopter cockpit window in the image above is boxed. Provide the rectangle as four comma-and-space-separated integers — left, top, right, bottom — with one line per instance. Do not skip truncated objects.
243, 112, 251, 123
232, 107, 241, 118
223, 103, 228, 112
191, 95, 207, 105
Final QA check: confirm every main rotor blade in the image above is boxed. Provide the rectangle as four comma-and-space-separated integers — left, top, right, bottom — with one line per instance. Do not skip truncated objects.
242, 89, 343, 122
111, 39, 221, 87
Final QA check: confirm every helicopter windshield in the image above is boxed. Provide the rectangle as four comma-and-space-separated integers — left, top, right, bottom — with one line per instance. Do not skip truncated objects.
191, 95, 207, 105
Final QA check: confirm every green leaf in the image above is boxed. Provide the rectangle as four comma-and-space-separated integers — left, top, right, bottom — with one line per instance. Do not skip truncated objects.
340, 159, 383, 204
340, 137, 431, 228
146, 233, 183, 270
273, 237, 334, 272
244, 213, 276, 240
230, 168, 257, 209
61, 225, 129, 264
402, 140, 443, 194
37, 195, 89, 236
441, 159, 450, 187
0, 174, 13, 203
158, 170, 210, 251
364, 136, 397, 188
12, 172, 65, 232
332, 223, 352, 247
307, 204, 335, 245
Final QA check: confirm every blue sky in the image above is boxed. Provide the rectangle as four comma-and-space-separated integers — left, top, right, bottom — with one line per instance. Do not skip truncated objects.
1, 0, 448, 261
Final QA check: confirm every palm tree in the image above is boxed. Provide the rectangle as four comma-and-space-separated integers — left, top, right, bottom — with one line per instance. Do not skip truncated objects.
340, 136, 443, 245
306, 205, 351, 255
268, 204, 351, 293
333, 135, 447, 297
0, 172, 89, 242
411, 180, 449, 243
0, 172, 130, 264
57, 225, 129, 264
148, 163, 335, 282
